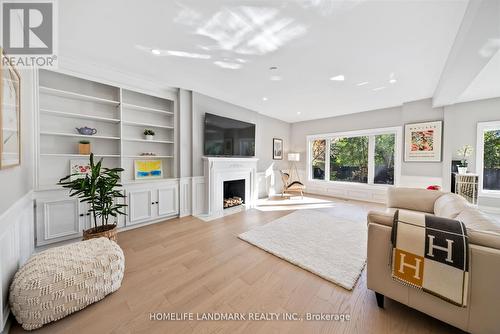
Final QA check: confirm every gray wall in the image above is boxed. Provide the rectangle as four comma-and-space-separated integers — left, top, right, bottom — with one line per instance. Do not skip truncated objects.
290, 98, 444, 178
191, 92, 291, 176
0, 70, 35, 215
442, 97, 500, 207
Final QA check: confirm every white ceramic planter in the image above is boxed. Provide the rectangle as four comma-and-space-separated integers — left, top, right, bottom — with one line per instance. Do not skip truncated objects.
145, 135, 154, 141
457, 166, 468, 174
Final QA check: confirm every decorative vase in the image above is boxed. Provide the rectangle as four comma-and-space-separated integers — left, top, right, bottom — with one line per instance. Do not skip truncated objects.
457, 166, 468, 174
79, 143, 91, 155
83, 224, 117, 242
145, 135, 154, 141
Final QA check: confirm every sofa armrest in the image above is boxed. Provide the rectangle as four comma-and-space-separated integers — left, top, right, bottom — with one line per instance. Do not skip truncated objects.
367, 210, 394, 227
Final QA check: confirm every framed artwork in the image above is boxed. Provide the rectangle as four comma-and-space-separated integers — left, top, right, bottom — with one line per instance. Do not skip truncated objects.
70, 160, 91, 180
0, 50, 21, 169
134, 160, 163, 180
273, 138, 283, 160
404, 121, 443, 162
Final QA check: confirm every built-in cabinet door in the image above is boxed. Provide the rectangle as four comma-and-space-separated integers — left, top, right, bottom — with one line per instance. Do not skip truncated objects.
157, 185, 179, 217
36, 198, 82, 246
127, 189, 154, 225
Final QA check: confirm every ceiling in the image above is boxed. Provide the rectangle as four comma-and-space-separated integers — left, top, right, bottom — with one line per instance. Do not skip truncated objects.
458, 50, 500, 103
58, 0, 470, 123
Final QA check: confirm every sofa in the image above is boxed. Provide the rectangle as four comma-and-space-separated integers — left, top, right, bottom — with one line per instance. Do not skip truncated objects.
367, 187, 500, 334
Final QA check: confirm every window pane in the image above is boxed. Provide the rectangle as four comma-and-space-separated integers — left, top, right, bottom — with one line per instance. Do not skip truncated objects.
374, 134, 395, 185
330, 136, 368, 183
483, 129, 500, 190
311, 139, 326, 180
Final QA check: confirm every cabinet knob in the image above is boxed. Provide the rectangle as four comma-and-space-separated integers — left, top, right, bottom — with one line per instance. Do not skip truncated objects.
155, 201, 159, 204
79, 213, 84, 217
152, 202, 155, 205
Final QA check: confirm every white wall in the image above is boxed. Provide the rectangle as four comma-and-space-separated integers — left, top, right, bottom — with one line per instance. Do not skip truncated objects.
442, 97, 500, 207
0, 70, 35, 215
191, 92, 291, 176
0, 70, 36, 332
290, 98, 444, 183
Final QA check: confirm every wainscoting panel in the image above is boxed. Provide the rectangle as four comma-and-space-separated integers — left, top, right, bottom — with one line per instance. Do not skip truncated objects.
0, 192, 35, 332
179, 178, 192, 217
191, 176, 207, 216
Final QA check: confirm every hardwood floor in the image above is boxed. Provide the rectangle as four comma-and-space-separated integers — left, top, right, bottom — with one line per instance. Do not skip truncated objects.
11, 197, 463, 334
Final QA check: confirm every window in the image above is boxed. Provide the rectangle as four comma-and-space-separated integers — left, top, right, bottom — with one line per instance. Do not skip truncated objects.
374, 134, 396, 185
311, 139, 326, 180
308, 127, 400, 186
330, 136, 369, 183
477, 122, 500, 194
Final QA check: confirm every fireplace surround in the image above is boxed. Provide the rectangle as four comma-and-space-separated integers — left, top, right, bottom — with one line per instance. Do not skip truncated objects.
202, 157, 258, 218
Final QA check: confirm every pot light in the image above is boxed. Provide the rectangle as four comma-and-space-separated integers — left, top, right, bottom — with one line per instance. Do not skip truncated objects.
297, 111, 301, 115
270, 75, 282, 81
357, 81, 369, 86
373, 86, 386, 91
151, 49, 161, 55
389, 79, 397, 84
262, 97, 268, 101
330, 75, 345, 81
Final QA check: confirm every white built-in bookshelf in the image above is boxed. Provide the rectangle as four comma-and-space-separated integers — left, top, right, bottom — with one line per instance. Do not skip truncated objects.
37, 69, 176, 189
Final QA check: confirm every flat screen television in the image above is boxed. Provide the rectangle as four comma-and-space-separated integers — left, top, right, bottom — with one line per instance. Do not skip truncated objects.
204, 113, 256, 157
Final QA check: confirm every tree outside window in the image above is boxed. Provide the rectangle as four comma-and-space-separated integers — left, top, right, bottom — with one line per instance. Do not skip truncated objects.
374, 134, 395, 185
330, 137, 368, 183
483, 129, 500, 191
311, 139, 326, 180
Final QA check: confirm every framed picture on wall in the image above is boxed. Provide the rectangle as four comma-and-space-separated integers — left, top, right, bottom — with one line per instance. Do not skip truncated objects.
273, 138, 283, 160
404, 120, 443, 162
0, 50, 21, 169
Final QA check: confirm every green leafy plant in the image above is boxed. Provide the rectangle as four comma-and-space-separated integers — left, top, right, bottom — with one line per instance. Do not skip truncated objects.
58, 153, 127, 232
144, 129, 155, 136
79, 140, 90, 144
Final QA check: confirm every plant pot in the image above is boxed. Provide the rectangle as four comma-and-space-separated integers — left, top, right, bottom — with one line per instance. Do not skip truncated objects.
83, 224, 117, 242
79, 143, 91, 155
145, 135, 154, 141
457, 166, 468, 174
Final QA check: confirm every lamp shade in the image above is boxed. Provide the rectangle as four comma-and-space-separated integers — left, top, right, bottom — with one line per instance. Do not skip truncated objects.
288, 153, 300, 161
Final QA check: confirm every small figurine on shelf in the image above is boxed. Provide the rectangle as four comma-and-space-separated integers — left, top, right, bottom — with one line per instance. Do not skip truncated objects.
78, 140, 91, 155
456, 144, 473, 174
75, 126, 97, 135
144, 129, 155, 141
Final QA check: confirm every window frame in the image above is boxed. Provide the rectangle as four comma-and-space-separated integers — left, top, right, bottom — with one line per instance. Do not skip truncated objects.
476, 121, 500, 198
307, 126, 402, 187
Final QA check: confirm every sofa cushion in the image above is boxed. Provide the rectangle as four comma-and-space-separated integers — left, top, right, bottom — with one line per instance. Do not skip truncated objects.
434, 193, 469, 218
387, 187, 444, 214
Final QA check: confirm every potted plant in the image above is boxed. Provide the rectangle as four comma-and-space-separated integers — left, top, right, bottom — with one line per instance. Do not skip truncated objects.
79, 140, 91, 155
58, 153, 127, 241
144, 129, 155, 141
456, 144, 473, 174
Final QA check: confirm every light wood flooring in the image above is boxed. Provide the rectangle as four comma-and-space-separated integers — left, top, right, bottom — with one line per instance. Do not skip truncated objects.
11, 196, 464, 334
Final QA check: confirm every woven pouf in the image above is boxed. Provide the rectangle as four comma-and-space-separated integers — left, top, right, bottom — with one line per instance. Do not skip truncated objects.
9, 237, 125, 330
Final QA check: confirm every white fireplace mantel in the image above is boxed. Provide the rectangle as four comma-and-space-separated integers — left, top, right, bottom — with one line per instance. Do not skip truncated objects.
202, 157, 259, 218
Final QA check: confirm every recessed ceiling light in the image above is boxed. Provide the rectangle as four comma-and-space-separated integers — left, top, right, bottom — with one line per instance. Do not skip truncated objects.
297, 111, 301, 115
330, 75, 345, 81
389, 73, 397, 84
270, 75, 282, 81
357, 81, 369, 86
373, 86, 386, 91
262, 97, 268, 101
151, 49, 161, 55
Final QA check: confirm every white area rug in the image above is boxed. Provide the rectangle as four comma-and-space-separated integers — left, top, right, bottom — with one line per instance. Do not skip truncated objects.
238, 206, 368, 290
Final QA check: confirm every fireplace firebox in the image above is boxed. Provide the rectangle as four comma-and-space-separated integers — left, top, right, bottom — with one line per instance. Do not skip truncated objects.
223, 179, 245, 209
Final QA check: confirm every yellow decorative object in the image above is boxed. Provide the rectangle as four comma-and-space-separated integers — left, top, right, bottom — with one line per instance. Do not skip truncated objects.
134, 160, 163, 179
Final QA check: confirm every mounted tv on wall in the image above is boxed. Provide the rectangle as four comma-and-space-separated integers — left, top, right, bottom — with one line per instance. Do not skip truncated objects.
204, 113, 256, 157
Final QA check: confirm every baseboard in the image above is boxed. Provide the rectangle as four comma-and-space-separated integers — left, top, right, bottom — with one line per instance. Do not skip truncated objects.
479, 205, 500, 214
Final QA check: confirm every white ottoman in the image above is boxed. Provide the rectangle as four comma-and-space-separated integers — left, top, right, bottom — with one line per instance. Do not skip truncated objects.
9, 237, 125, 330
